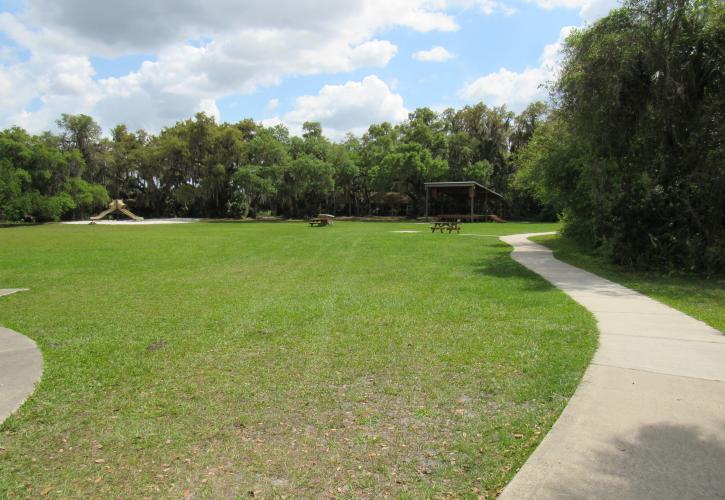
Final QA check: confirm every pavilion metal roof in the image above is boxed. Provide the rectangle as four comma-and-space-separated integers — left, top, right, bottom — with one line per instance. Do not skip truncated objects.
424, 181, 503, 198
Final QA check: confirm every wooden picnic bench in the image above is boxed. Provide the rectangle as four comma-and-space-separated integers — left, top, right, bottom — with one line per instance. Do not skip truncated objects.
431, 221, 461, 234
309, 214, 335, 227
309, 218, 328, 227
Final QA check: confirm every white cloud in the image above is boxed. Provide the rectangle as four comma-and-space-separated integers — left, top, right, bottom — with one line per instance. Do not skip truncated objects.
413, 46, 457, 62
459, 26, 573, 110
462, 0, 619, 112
266, 99, 280, 111
579, 0, 620, 22
459, 67, 546, 109
0, 52, 102, 133
15, 0, 461, 57
276, 75, 408, 140
527, 0, 619, 22
456, 0, 616, 112
530, 0, 584, 8
0, 0, 595, 133
449, 0, 517, 16
0, 0, 479, 133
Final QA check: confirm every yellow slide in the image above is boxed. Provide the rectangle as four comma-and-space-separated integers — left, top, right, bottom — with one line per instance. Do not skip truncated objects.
90, 200, 144, 221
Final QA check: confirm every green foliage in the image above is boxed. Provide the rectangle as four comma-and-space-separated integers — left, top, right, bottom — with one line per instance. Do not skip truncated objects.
374, 142, 447, 208
64, 177, 110, 217
31, 192, 77, 221
3, 105, 533, 221
520, 0, 725, 272
0, 126, 108, 221
510, 102, 548, 155
0, 160, 29, 220
56, 113, 102, 182
515, 114, 586, 215
464, 160, 494, 186
279, 154, 335, 217
231, 166, 278, 218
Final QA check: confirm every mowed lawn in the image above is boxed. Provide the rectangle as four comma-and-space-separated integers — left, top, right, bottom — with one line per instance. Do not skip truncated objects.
0, 221, 596, 498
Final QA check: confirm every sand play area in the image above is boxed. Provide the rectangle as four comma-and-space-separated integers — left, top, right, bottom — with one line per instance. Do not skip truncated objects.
62, 218, 199, 225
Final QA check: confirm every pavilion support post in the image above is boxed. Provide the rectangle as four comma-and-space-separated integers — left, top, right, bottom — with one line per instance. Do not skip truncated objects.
469, 186, 475, 222
425, 187, 429, 220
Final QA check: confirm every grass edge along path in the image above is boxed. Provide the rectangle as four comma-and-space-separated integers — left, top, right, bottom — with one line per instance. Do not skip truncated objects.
533, 234, 725, 333
0, 221, 597, 498
0, 289, 43, 425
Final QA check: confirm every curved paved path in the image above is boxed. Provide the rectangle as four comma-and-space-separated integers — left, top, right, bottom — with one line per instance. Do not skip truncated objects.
0, 289, 43, 424
499, 233, 725, 500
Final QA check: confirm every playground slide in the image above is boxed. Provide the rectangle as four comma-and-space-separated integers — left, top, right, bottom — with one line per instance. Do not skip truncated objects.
90, 200, 144, 221
90, 208, 114, 221
118, 208, 144, 221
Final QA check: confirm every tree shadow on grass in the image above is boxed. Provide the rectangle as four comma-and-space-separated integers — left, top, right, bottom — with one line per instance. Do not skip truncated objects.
544, 421, 725, 499
544, 237, 725, 311
620, 276, 725, 313
473, 252, 554, 292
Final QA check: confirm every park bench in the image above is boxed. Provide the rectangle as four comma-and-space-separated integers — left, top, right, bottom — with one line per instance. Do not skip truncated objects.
431, 221, 461, 234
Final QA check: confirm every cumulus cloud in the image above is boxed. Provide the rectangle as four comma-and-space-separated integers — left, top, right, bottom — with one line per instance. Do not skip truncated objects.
413, 46, 457, 62
0, 0, 600, 134
450, 0, 517, 16
0, 0, 481, 133
578, 0, 620, 22
459, 26, 573, 110
275, 75, 408, 140
456, 0, 617, 111
527, 0, 620, 22
88, 34, 398, 131
21, 0, 460, 56
459, 67, 547, 110
0, 51, 102, 133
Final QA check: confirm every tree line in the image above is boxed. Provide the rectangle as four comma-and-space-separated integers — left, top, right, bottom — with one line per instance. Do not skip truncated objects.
0, 104, 549, 222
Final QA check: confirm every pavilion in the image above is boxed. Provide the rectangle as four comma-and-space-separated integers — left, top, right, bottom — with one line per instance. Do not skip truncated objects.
424, 181, 504, 222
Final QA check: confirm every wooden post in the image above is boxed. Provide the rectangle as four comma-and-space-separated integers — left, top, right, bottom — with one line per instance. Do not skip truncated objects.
469, 186, 475, 222
425, 186, 429, 220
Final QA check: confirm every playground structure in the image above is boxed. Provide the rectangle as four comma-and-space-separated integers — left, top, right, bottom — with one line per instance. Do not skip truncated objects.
90, 200, 144, 222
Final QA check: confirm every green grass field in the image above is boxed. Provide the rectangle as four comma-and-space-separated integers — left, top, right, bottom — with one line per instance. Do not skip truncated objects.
0, 221, 597, 498
534, 235, 725, 332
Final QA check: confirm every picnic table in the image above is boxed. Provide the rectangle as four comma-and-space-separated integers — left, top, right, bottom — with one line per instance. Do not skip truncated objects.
309, 218, 328, 227
430, 221, 461, 234
309, 214, 335, 227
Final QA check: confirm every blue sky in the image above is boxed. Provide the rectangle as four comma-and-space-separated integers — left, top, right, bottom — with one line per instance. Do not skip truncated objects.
0, 0, 617, 139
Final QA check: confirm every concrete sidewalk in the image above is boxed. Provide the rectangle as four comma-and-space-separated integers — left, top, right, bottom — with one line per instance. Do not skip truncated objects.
499, 233, 725, 500
0, 289, 43, 424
